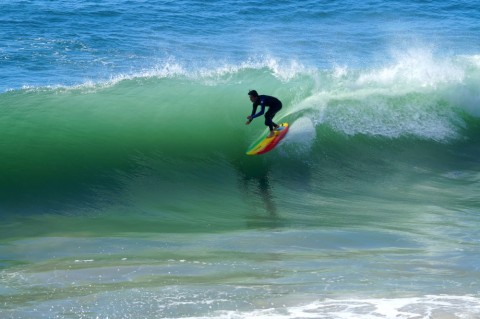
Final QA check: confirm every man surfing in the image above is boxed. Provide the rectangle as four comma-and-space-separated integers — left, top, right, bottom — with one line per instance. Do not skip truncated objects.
245, 90, 283, 138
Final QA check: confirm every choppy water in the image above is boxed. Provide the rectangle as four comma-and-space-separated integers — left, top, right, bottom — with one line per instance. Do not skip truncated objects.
1, 1, 480, 318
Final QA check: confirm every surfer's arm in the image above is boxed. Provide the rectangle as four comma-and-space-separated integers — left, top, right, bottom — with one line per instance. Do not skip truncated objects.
250, 105, 265, 119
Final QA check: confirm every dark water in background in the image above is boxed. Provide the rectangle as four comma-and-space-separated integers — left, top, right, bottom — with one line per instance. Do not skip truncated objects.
1, 1, 480, 318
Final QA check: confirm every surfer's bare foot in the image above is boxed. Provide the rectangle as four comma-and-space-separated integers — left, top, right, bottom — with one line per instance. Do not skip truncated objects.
267, 131, 275, 138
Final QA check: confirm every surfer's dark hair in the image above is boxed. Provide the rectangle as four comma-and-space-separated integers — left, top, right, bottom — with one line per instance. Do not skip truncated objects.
248, 90, 258, 97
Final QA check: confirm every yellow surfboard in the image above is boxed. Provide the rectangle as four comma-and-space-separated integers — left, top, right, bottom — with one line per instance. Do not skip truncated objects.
246, 123, 289, 155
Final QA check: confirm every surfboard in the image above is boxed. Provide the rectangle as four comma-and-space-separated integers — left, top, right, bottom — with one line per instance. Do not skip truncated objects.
246, 123, 289, 155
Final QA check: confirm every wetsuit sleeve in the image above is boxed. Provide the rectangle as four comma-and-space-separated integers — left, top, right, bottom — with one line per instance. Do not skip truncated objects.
251, 101, 265, 119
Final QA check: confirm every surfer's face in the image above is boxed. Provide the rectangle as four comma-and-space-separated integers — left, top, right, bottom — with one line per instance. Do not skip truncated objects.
249, 95, 257, 103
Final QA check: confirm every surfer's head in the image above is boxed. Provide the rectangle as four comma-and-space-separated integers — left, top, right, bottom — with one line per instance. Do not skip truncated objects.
248, 90, 258, 102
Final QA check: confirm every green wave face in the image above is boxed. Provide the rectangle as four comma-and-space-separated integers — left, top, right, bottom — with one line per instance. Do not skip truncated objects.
1, 58, 479, 235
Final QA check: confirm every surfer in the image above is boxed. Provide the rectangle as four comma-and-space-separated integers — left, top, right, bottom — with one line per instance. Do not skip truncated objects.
246, 90, 282, 138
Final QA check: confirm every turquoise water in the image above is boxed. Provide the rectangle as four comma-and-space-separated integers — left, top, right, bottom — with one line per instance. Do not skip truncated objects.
1, 1, 480, 318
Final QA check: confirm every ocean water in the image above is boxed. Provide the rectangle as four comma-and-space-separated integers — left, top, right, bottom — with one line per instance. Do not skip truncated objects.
1, 0, 480, 318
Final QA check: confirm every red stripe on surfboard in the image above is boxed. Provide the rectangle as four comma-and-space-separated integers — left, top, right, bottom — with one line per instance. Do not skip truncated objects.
256, 125, 289, 155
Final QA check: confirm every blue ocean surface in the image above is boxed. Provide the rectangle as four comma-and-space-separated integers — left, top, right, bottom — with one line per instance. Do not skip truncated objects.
1, 1, 480, 318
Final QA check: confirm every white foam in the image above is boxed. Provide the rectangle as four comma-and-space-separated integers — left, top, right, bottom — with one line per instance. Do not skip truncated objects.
283, 48, 480, 141
325, 97, 458, 141
356, 48, 465, 88
41, 56, 311, 91
170, 295, 480, 319
261, 56, 313, 82
282, 117, 316, 153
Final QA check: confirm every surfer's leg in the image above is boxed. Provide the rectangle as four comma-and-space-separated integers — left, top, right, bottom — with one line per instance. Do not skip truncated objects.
265, 111, 276, 138
273, 102, 282, 129
265, 110, 275, 131
267, 103, 281, 130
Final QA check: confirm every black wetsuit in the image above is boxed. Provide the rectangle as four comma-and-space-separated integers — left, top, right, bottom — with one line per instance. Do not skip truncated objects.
250, 95, 282, 130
